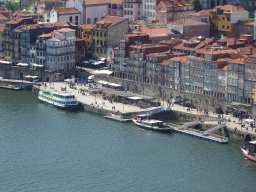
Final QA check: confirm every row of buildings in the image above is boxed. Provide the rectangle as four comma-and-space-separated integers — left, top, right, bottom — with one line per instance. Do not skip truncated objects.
108, 31, 256, 105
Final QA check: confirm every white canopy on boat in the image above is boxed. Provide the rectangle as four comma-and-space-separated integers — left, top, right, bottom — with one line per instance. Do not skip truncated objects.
25, 75, 32, 78
31, 76, 39, 79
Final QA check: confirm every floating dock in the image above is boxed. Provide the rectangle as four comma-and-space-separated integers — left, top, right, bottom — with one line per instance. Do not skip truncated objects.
173, 127, 228, 144
104, 115, 132, 123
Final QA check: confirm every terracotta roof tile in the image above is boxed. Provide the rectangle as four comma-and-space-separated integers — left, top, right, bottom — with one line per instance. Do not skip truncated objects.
83, 0, 109, 6
80, 24, 95, 29
191, 9, 210, 16
47, 38, 61, 42
210, 5, 246, 13
56, 27, 76, 32
95, 16, 128, 30
58, 8, 80, 15
168, 18, 209, 26
0, 13, 8, 20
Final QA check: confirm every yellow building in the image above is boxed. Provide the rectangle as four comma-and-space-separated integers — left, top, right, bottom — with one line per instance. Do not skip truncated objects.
78, 24, 95, 58
0, 23, 5, 60
209, 5, 249, 38
244, 54, 256, 105
92, 16, 128, 59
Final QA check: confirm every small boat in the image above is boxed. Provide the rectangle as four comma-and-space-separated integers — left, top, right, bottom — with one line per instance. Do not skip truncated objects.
38, 90, 78, 111
131, 117, 173, 133
240, 141, 256, 162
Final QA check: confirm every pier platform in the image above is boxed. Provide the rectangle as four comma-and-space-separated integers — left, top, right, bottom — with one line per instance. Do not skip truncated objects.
173, 127, 228, 144
104, 115, 132, 123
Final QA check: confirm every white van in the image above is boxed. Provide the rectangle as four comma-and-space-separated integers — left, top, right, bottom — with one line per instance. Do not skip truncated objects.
88, 75, 94, 83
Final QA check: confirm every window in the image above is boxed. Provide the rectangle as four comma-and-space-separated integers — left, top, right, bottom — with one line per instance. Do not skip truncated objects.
87, 18, 91, 24
227, 17, 230, 21
108, 4, 111, 8
222, 25, 225, 29
97, 31, 99, 36
69, 16, 72, 22
227, 26, 229, 29
75, 16, 78, 21
100, 32, 102, 37
104, 32, 106, 37
223, 17, 225, 20
94, 18, 98, 23
97, 40, 99, 45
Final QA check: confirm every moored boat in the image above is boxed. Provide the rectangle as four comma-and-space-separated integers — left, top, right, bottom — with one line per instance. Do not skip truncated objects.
131, 117, 173, 133
240, 141, 256, 162
38, 90, 78, 111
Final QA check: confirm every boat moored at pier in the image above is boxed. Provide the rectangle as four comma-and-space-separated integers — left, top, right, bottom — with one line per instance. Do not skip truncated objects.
131, 118, 173, 133
240, 141, 256, 162
38, 90, 78, 111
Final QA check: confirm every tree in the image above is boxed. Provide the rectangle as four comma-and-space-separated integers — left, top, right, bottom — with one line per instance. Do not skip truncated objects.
5, 1, 20, 12
191, 0, 203, 12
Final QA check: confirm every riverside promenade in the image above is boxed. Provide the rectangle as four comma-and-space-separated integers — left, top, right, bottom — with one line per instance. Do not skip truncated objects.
39, 82, 256, 137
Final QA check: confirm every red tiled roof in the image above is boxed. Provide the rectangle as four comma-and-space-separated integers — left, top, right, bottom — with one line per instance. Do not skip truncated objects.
56, 27, 76, 32
95, 16, 128, 31
0, 13, 8, 20
47, 38, 61, 42
210, 5, 246, 13
83, 0, 109, 6
168, 18, 209, 26
80, 24, 95, 29
191, 9, 210, 16
58, 8, 80, 15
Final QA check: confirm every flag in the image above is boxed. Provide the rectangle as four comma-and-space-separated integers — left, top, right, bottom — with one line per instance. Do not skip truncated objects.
196, 113, 200, 121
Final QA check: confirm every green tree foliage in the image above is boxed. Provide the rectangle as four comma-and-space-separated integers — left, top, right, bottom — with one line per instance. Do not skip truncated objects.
5, 1, 20, 12
191, 0, 203, 12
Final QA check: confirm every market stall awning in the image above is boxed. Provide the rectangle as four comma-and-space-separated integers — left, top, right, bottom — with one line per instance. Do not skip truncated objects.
94, 70, 113, 76
108, 82, 122, 87
127, 96, 143, 100
32, 64, 44, 67
17, 63, 29, 66
97, 80, 109, 85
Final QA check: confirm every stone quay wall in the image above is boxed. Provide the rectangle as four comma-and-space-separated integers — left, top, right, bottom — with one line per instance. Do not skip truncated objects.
94, 75, 234, 112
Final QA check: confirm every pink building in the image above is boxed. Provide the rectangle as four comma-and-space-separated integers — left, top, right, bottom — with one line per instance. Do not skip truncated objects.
156, 0, 194, 24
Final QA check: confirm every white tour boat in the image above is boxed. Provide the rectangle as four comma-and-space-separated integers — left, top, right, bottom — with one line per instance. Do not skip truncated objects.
132, 117, 173, 133
38, 90, 79, 111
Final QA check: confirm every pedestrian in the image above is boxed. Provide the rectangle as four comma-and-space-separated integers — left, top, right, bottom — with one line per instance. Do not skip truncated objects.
246, 127, 248, 132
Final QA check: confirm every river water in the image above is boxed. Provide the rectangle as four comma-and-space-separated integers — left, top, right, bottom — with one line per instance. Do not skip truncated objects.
0, 89, 256, 192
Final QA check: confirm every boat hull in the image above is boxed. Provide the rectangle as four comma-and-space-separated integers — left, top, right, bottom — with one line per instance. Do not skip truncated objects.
39, 98, 78, 111
240, 147, 256, 162
132, 118, 172, 133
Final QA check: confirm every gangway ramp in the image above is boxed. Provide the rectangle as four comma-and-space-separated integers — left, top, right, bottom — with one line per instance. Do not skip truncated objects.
203, 125, 226, 136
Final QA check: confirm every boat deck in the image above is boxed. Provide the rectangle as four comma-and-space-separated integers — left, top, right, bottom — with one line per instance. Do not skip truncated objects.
173, 127, 228, 144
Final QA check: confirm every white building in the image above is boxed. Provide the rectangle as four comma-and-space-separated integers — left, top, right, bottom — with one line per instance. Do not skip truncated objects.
254, 10, 256, 39
123, 0, 142, 22
66, 0, 108, 24
46, 28, 76, 71
49, 8, 81, 25
142, 0, 156, 21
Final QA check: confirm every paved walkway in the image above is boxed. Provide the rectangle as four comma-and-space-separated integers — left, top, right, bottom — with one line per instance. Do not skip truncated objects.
41, 82, 162, 114
41, 82, 256, 136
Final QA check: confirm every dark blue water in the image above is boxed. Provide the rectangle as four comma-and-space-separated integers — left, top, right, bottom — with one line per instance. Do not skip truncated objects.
0, 89, 256, 192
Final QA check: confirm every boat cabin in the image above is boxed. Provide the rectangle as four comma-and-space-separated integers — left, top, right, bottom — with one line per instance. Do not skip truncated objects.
142, 120, 166, 128
248, 141, 256, 156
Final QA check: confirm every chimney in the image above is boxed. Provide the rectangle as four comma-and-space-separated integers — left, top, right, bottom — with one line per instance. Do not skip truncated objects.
250, 47, 253, 54
234, 38, 236, 45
